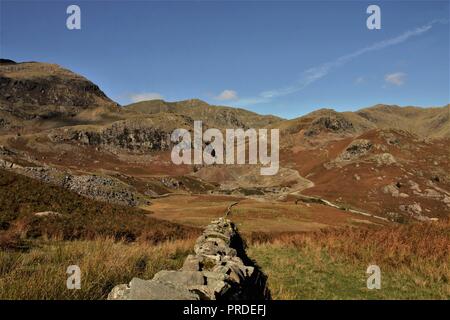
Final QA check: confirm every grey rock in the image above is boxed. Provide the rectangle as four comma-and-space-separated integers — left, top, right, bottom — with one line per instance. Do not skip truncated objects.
107, 284, 130, 300
153, 270, 205, 287
128, 278, 199, 300
181, 254, 201, 271
336, 139, 372, 162
34, 211, 62, 217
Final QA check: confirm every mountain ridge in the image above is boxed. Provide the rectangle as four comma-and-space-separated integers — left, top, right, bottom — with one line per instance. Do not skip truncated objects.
1, 59, 448, 138
0, 59, 449, 224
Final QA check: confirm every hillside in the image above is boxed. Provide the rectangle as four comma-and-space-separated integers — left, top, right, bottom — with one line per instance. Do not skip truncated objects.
277, 105, 449, 139
0, 168, 199, 248
356, 104, 450, 138
0, 59, 449, 301
0, 60, 448, 221
0, 60, 122, 133
125, 99, 283, 129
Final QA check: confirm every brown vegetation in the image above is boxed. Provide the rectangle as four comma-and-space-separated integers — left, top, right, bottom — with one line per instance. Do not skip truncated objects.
0, 169, 200, 250
247, 219, 450, 299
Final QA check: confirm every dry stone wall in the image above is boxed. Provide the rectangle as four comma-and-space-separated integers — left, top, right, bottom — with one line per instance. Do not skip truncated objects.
108, 217, 270, 300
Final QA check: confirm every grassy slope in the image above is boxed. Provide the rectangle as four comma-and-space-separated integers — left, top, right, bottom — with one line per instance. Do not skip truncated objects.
0, 169, 199, 248
0, 169, 200, 299
125, 99, 282, 128
0, 238, 194, 299
247, 221, 450, 299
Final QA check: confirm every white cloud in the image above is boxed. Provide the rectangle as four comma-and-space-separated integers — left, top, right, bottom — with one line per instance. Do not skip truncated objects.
235, 19, 446, 106
385, 72, 406, 86
355, 76, 366, 85
129, 92, 164, 102
214, 89, 238, 101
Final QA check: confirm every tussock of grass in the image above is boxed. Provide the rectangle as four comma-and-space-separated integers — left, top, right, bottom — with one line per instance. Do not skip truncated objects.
0, 238, 195, 300
247, 220, 450, 299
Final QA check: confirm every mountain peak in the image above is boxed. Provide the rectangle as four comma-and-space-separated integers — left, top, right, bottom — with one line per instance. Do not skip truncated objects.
0, 61, 117, 110
177, 98, 210, 107
0, 58, 16, 65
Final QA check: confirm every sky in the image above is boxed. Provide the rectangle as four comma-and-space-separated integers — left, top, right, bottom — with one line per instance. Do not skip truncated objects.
0, 0, 449, 119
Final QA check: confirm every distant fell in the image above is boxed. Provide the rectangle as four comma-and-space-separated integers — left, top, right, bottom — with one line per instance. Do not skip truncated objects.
125, 99, 283, 129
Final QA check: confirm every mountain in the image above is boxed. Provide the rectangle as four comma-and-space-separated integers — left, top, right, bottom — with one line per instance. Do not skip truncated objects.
276, 105, 449, 139
0, 60, 121, 133
0, 60, 117, 110
125, 99, 282, 129
0, 59, 449, 224
356, 104, 450, 138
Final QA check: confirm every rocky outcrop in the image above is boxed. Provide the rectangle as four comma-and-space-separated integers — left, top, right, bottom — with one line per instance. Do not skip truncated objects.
325, 139, 373, 169
48, 119, 173, 153
108, 218, 270, 300
372, 153, 396, 166
304, 114, 354, 136
382, 183, 409, 198
337, 139, 372, 161
399, 203, 428, 221
0, 159, 145, 207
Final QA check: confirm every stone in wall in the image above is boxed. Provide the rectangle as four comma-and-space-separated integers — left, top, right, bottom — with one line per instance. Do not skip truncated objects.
107, 218, 270, 300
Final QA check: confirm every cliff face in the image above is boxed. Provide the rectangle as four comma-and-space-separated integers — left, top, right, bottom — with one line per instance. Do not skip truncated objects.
48, 121, 172, 153
47, 115, 192, 153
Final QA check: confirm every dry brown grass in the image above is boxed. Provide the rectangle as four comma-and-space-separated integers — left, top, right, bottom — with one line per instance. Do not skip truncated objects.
0, 237, 196, 300
247, 219, 450, 299
257, 220, 449, 272
0, 169, 202, 299
0, 169, 200, 248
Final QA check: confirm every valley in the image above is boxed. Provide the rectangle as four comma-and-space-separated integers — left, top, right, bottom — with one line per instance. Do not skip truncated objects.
0, 59, 449, 299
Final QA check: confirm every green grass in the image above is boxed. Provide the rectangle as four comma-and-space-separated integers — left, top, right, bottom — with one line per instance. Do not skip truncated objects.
247, 220, 450, 300
248, 244, 449, 299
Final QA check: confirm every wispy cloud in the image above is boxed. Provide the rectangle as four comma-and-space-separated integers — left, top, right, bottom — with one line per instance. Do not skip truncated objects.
129, 92, 164, 102
385, 72, 406, 86
214, 89, 238, 101
354, 76, 366, 85
237, 19, 447, 106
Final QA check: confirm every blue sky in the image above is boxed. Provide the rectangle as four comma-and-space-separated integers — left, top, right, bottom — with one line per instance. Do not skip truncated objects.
1, 0, 449, 118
